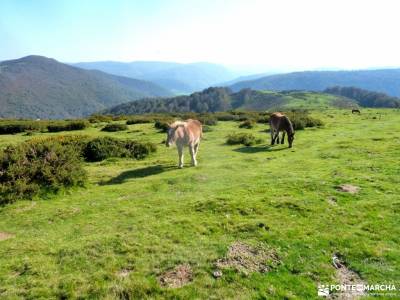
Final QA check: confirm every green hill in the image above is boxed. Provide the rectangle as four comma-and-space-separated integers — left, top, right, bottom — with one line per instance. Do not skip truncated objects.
101, 88, 357, 115
0, 56, 172, 119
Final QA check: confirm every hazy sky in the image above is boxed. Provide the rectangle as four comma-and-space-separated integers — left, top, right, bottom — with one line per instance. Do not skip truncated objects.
1, 0, 400, 72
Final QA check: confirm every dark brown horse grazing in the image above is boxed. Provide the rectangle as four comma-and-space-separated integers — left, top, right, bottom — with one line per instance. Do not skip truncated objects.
269, 112, 295, 148
352, 109, 361, 114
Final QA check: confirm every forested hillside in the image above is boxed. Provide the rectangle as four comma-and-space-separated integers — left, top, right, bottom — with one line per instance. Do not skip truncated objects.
0, 56, 172, 119
101, 87, 357, 115
229, 69, 400, 97
324, 86, 400, 108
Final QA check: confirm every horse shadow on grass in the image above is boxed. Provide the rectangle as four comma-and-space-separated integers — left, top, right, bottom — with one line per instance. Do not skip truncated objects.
233, 144, 288, 153
100, 164, 175, 185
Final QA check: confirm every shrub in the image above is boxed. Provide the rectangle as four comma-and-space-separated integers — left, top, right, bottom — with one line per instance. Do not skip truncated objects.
0, 140, 86, 204
101, 123, 128, 132
88, 114, 113, 123
154, 119, 172, 132
226, 133, 262, 146
257, 116, 270, 124
0, 122, 41, 135
83, 137, 156, 162
33, 135, 91, 155
239, 120, 255, 129
83, 137, 126, 162
198, 116, 218, 126
47, 120, 89, 132
126, 116, 155, 125
125, 141, 157, 159
215, 113, 239, 121
285, 112, 323, 130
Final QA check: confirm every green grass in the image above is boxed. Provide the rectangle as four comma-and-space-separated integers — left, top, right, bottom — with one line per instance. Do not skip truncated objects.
0, 109, 399, 299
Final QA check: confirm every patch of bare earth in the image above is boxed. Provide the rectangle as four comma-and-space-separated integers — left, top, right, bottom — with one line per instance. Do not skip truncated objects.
336, 184, 360, 194
330, 254, 366, 299
215, 242, 279, 275
158, 264, 193, 288
0, 232, 14, 241
15, 201, 36, 213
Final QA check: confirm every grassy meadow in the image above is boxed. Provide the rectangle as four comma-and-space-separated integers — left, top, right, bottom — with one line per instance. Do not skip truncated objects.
0, 109, 399, 299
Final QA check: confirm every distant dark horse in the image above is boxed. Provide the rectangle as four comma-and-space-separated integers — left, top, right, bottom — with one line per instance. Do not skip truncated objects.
352, 109, 361, 114
269, 112, 295, 148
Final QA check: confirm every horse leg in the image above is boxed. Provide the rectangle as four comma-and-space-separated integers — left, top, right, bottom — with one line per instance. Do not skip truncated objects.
270, 128, 276, 145
281, 132, 285, 144
189, 144, 197, 166
178, 144, 184, 168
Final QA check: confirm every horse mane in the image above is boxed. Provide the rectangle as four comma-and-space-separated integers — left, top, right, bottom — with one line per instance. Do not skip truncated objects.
170, 120, 186, 128
284, 116, 294, 134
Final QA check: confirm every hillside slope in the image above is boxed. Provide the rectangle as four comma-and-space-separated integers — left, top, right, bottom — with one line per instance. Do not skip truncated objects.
73, 61, 236, 94
101, 88, 356, 115
0, 56, 172, 119
229, 69, 400, 97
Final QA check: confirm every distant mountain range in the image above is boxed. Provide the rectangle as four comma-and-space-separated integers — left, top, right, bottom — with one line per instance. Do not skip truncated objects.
73, 61, 236, 94
229, 69, 400, 97
0, 56, 171, 119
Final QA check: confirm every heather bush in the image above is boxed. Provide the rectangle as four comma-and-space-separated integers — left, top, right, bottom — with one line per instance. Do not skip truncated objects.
101, 123, 128, 132
0, 140, 86, 204
154, 119, 172, 132
47, 120, 89, 132
126, 116, 155, 125
83, 137, 156, 162
0, 122, 41, 134
239, 120, 255, 129
226, 133, 262, 146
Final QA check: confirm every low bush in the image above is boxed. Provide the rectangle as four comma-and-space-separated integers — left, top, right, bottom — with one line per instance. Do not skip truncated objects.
47, 120, 89, 132
0, 140, 86, 204
226, 133, 262, 146
239, 120, 255, 129
101, 123, 128, 132
126, 116, 155, 125
214, 113, 239, 121
285, 112, 323, 130
154, 119, 172, 132
88, 114, 114, 123
83, 137, 156, 162
198, 116, 218, 126
0, 122, 41, 135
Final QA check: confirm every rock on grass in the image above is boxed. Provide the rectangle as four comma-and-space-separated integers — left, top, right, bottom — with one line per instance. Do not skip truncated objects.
336, 184, 360, 194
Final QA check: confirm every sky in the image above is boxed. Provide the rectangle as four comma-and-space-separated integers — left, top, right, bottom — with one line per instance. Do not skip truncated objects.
1, 0, 400, 73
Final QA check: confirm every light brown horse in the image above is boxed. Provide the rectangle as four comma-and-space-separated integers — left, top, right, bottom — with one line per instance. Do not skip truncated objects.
166, 119, 202, 168
269, 112, 295, 148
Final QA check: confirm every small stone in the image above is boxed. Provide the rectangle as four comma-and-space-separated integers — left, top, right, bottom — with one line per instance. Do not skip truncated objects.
336, 184, 360, 194
213, 270, 223, 278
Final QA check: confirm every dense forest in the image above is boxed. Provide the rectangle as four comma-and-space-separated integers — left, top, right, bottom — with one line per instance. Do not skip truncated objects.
324, 86, 400, 108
